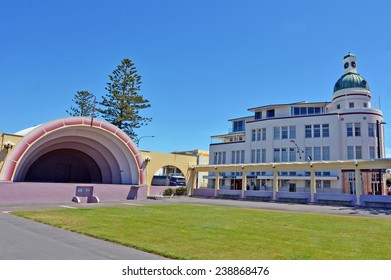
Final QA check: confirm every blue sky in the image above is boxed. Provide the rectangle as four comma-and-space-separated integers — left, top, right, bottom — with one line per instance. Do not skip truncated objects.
1, 0, 391, 154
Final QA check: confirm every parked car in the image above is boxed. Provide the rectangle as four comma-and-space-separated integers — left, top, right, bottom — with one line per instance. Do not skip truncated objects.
151, 175, 186, 186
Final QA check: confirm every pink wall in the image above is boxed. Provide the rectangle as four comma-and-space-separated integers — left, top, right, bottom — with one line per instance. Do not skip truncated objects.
0, 182, 149, 203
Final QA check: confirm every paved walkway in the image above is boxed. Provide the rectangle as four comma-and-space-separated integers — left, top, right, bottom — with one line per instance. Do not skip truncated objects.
0, 210, 166, 260
1, 196, 390, 260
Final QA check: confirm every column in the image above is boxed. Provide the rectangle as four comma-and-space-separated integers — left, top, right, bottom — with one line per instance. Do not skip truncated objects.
241, 169, 247, 199
273, 169, 279, 201
355, 168, 362, 205
214, 170, 220, 197
187, 169, 196, 196
310, 168, 316, 203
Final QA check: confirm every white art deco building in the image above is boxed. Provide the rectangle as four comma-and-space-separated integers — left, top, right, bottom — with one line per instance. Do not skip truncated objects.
209, 53, 386, 195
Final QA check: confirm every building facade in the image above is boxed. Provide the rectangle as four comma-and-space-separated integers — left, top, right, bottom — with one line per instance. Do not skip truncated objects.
209, 53, 387, 195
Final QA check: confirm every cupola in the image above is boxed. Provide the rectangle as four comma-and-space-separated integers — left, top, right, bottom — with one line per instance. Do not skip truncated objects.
333, 53, 369, 93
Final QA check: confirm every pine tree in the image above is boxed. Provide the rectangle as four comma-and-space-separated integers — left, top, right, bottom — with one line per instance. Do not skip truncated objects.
99, 58, 151, 139
67, 91, 96, 117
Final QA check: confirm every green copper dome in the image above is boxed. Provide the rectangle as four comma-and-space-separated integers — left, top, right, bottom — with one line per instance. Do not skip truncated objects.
334, 72, 369, 92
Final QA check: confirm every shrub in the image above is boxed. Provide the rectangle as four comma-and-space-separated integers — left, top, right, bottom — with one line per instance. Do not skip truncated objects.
163, 188, 174, 196
175, 187, 187, 196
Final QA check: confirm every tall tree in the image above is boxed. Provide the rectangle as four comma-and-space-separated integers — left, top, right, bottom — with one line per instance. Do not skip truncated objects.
99, 58, 151, 139
67, 90, 96, 117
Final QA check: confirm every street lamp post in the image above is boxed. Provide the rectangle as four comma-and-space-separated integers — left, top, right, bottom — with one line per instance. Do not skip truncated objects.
134, 135, 155, 147
376, 120, 386, 195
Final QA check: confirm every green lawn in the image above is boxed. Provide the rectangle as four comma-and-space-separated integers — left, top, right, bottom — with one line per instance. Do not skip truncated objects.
13, 204, 391, 260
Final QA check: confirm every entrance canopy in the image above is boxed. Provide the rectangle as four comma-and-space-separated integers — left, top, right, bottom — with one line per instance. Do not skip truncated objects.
0, 117, 145, 184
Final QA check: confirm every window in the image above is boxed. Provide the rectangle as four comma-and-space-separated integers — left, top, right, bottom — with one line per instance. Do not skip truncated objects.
262, 128, 267, 141
256, 149, 261, 163
251, 129, 256, 141
231, 151, 235, 164
273, 127, 280, 140
347, 123, 353, 137
281, 148, 288, 162
368, 123, 375, 137
313, 147, 321, 161
369, 146, 375, 159
251, 149, 256, 163
261, 149, 266, 163
289, 126, 296, 139
291, 107, 324, 116
336, 104, 341, 110
347, 146, 354, 160
273, 148, 280, 162
292, 107, 300, 116
349, 102, 354, 108
222, 152, 226, 164
214, 152, 226, 164
289, 148, 296, 162
236, 150, 241, 164
354, 123, 361, 136
241, 150, 245, 163
266, 109, 275, 118
305, 125, 312, 138
322, 124, 329, 137
323, 180, 331, 188
355, 146, 362, 159
305, 147, 312, 161
322, 146, 330, 160
255, 111, 262, 120
363, 102, 368, 108
313, 124, 321, 138
233, 120, 244, 132
256, 129, 261, 141
281, 126, 288, 139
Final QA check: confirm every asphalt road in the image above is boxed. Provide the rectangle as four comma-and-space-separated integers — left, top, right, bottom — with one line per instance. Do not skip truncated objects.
1, 197, 390, 260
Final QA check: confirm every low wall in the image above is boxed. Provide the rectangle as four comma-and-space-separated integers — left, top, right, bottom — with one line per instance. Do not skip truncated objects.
315, 193, 357, 204
360, 195, 391, 207
0, 182, 149, 203
193, 187, 216, 197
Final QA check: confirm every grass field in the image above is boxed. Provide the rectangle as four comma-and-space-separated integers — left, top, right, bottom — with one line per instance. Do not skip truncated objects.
13, 204, 391, 260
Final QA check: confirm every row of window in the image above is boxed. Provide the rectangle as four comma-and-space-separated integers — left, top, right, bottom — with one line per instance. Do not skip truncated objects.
251, 124, 329, 141
254, 109, 276, 120
347, 122, 376, 137
240, 119, 377, 140
347, 146, 377, 159
291, 106, 324, 116
273, 126, 296, 140
273, 146, 330, 162
254, 106, 326, 120
305, 124, 329, 138
251, 128, 267, 141
214, 145, 378, 164
336, 102, 368, 110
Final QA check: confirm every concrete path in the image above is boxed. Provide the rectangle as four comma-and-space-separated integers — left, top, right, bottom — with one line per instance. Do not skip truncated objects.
0, 211, 166, 260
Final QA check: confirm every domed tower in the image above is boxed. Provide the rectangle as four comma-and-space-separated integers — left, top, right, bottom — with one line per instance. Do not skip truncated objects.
330, 53, 371, 111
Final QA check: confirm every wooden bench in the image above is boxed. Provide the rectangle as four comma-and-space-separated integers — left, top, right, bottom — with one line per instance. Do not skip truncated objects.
364, 201, 391, 209
245, 194, 272, 202
317, 197, 353, 206
278, 195, 308, 204
217, 193, 241, 200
